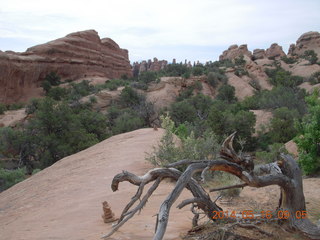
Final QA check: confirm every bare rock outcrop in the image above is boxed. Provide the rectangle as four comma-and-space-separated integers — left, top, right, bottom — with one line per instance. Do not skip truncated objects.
289, 31, 320, 57
0, 30, 132, 104
219, 44, 252, 61
252, 49, 266, 60
132, 58, 168, 77
265, 43, 286, 59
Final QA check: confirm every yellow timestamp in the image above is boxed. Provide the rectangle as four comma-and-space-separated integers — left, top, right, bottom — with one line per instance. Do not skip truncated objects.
212, 210, 307, 220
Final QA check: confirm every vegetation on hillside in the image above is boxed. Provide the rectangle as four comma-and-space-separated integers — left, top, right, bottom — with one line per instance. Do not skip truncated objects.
1, 52, 320, 190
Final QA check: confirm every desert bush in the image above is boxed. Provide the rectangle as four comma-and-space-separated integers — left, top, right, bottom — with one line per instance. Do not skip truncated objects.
281, 56, 297, 64
255, 143, 287, 163
138, 71, 157, 84
22, 98, 102, 168
216, 85, 237, 103
0, 127, 23, 157
131, 82, 148, 90
119, 86, 141, 107
268, 107, 299, 143
267, 68, 303, 88
0, 167, 26, 191
243, 86, 307, 115
8, 102, 25, 110
303, 50, 318, 65
111, 111, 145, 135
69, 80, 94, 100
146, 115, 220, 168
0, 103, 6, 114
309, 71, 320, 85
234, 55, 246, 67
207, 71, 227, 87
25, 98, 41, 114
45, 71, 61, 86
192, 66, 205, 76
176, 86, 195, 102
295, 91, 320, 175
162, 64, 190, 77
47, 87, 68, 100
208, 103, 256, 150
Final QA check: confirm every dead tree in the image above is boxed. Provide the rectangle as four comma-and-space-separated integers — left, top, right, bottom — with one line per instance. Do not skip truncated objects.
102, 133, 320, 240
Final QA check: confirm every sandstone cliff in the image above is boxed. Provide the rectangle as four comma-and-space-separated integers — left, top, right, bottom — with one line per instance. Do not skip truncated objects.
288, 31, 320, 57
0, 30, 132, 104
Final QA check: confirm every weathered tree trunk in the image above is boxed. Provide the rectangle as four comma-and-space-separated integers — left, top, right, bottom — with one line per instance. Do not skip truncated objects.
102, 133, 320, 240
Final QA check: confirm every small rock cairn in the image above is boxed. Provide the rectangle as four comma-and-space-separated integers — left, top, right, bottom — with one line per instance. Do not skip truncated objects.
102, 201, 117, 223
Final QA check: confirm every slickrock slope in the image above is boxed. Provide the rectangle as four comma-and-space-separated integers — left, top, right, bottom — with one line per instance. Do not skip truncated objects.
0, 30, 132, 104
0, 128, 193, 240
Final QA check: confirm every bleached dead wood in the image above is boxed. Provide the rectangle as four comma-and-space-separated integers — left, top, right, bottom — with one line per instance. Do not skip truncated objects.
102, 133, 320, 240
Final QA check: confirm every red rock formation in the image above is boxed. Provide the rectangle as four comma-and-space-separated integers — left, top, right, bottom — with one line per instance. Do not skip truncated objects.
219, 44, 252, 61
288, 31, 320, 57
132, 58, 168, 77
252, 49, 266, 60
265, 43, 286, 59
0, 30, 132, 104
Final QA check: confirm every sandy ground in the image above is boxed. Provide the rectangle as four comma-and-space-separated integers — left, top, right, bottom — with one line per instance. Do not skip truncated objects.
0, 128, 193, 240
250, 110, 273, 135
0, 109, 27, 127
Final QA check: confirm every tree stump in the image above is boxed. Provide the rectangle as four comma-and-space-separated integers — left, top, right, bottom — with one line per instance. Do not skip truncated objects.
102, 201, 117, 223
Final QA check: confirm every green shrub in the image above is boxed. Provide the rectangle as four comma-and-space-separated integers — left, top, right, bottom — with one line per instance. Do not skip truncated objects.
0, 127, 23, 157
309, 71, 320, 85
170, 100, 197, 125
295, 91, 320, 175
207, 71, 227, 87
25, 98, 41, 114
303, 50, 318, 65
234, 55, 246, 67
69, 80, 94, 100
111, 111, 145, 135
192, 66, 204, 76
0, 103, 7, 114
176, 86, 194, 102
23, 98, 101, 168
246, 86, 307, 115
45, 71, 61, 86
146, 115, 220, 168
89, 96, 97, 104
41, 80, 52, 94
208, 104, 256, 150
119, 86, 141, 107
0, 167, 26, 191
281, 56, 297, 64
216, 85, 237, 103
8, 102, 25, 110
268, 107, 299, 143
255, 143, 287, 163
267, 68, 303, 88
47, 87, 68, 100
162, 64, 190, 77
138, 71, 157, 84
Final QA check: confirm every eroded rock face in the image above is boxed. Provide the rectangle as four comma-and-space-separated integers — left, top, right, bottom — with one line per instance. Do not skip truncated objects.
252, 49, 266, 60
289, 31, 320, 57
219, 44, 252, 61
0, 30, 132, 104
265, 43, 286, 59
132, 58, 168, 77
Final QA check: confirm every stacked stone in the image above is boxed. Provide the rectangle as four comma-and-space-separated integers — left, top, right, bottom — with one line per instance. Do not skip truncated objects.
102, 201, 117, 223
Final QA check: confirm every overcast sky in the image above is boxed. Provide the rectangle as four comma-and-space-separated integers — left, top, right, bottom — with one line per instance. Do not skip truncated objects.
0, 0, 319, 63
